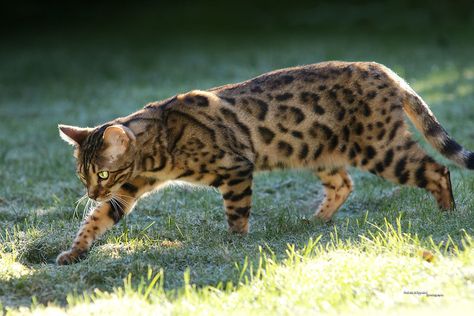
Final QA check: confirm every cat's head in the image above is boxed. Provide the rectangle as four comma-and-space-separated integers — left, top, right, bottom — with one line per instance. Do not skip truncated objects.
59, 124, 137, 202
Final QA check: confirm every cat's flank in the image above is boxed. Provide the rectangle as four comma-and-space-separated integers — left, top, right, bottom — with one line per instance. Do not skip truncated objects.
57, 61, 474, 264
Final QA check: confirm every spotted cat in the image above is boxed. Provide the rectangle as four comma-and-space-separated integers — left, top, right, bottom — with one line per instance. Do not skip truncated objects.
57, 61, 474, 264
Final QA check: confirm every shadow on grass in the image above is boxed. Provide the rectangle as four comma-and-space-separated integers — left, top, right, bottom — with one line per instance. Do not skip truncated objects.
2, 173, 471, 310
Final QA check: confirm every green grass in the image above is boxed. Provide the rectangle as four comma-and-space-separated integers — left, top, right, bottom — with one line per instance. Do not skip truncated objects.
1, 3, 474, 314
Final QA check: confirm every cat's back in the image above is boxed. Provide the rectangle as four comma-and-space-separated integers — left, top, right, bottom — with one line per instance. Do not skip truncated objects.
140, 61, 405, 169
210, 61, 390, 97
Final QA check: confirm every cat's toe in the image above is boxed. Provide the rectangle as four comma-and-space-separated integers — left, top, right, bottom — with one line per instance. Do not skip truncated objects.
56, 251, 74, 265
56, 249, 85, 265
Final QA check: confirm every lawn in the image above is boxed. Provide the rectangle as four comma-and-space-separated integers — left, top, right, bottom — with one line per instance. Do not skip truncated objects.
1, 2, 474, 315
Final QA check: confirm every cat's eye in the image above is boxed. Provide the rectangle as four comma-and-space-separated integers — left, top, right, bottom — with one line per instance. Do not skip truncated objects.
98, 171, 109, 180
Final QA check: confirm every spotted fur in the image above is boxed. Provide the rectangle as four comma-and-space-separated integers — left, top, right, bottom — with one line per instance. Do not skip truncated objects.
56, 61, 473, 264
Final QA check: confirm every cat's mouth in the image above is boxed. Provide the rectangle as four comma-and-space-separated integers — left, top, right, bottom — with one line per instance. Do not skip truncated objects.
88, 189, 115, 203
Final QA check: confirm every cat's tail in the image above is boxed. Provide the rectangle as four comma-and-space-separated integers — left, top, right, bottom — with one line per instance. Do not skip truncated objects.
403, 91, 474, 169
379, 63, 474, 169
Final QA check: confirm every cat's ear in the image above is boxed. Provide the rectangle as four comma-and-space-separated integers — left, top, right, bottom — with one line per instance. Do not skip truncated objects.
58, 124, 91, 147
102, 125, 136, 160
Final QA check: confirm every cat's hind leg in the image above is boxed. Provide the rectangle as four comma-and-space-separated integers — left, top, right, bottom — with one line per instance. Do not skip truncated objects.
314, 168, 353, 221
360, 141, 455, 211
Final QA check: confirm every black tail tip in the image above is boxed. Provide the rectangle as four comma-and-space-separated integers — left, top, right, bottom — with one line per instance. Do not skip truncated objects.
467, 152, 474, 170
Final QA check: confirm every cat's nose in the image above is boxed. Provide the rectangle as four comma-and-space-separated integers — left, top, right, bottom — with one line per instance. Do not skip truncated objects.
87, 190, 98, 200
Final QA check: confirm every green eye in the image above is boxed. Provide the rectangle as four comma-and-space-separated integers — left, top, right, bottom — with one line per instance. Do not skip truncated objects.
98, 171, 109, 180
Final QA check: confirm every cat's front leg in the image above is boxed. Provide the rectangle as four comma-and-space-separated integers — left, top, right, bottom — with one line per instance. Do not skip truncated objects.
56, 196, 136, 265
57, 177, 160, 265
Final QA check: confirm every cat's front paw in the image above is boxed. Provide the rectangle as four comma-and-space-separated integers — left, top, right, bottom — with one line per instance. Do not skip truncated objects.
314, 208, 334, 223
56, 248, 87, 265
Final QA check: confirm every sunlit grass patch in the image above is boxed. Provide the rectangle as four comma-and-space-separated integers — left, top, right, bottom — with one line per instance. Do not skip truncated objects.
6, 221, 473, 315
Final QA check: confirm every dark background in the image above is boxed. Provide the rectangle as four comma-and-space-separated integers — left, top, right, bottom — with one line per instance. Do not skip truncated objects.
2, 0, 474, 44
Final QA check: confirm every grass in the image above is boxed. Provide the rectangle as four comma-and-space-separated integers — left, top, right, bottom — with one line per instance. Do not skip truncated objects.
1, 2, 474, 314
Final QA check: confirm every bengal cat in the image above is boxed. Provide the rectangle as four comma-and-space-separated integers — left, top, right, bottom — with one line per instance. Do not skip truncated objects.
56, 61, 474, 264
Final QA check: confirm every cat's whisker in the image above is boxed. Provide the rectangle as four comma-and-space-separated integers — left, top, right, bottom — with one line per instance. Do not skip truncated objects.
111, 193, 129, 202
111, 196, 132, 210
82, 198, 91, 219
110, 197, 125, 214
75, 194, 88, 205
73, 193, 88, 219
74, 194, 89, 218
112, 194, 132, 205
108, 198, 116, 209
113, 196, 134, 209
83, 197, 98, 219
112, 192, 133, 199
